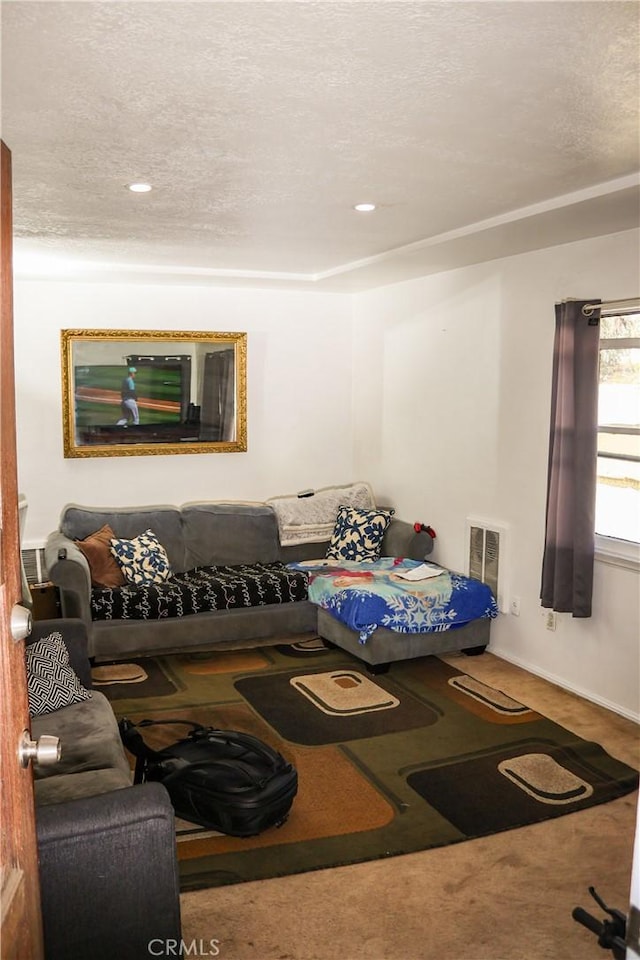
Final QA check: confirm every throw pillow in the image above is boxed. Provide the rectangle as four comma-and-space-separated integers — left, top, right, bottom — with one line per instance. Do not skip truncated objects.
25, 633, 92, 718
109, 529, 172, 586
326, 505, 395, 562
76, 523, 126, 588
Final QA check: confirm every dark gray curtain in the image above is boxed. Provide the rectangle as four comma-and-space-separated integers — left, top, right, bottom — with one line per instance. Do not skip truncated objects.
200, 350, 235, 441
540, 299, 601, 617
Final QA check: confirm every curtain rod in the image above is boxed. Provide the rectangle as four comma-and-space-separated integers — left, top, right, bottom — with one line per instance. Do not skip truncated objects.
582, 297, 640, 317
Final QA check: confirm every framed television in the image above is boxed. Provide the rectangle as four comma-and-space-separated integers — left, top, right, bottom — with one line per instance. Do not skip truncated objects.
61, 329, 247, 458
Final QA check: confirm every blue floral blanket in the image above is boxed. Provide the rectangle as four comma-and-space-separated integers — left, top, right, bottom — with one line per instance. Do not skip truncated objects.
288, 558, 499, 643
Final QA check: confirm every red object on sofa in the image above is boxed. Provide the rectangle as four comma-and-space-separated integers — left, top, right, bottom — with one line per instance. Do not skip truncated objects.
414, 522, 437, 539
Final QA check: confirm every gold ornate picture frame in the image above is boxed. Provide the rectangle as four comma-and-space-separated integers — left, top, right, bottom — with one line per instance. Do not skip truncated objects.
61, 329, 247, 458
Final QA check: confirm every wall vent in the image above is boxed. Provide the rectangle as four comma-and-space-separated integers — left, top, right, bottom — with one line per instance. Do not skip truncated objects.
21, 545, 48, 586
466, 518, 508, 613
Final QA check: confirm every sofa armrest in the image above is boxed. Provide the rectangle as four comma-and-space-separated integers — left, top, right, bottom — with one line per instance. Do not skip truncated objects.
27, 618, 93, 690
45, 531, 93, 632
382, 518, 435, 560
36, 783, 181, 960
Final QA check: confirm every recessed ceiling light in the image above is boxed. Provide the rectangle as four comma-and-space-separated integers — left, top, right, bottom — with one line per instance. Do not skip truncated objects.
354, 202, 376, 212
128, 183, 152, 193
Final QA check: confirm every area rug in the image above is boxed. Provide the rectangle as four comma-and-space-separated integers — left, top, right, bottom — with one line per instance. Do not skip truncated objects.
91, 658, 178, 699
103, 638, 639, 893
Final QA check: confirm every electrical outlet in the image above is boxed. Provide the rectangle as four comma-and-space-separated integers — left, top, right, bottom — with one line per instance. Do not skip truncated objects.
545, 611, 557, 631
510, 596, 521, 616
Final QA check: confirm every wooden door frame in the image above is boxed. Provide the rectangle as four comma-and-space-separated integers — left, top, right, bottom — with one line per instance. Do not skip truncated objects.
0, 139, 44, 959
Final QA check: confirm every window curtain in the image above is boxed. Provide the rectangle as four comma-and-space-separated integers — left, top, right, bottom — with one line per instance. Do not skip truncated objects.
540, 299, 601, 617
200, 350, 235, 441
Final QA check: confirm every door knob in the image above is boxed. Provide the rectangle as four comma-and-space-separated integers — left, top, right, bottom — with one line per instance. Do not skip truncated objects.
11, 604, 32, 642
18, 731, 61, 768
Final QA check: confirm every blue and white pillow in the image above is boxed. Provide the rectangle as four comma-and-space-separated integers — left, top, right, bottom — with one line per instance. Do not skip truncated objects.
109, 529, 172, 586
326, 505, 395, 562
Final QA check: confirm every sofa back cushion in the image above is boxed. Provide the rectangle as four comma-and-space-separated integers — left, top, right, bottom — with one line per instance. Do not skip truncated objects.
60, 505, 186, 572
182, 502, 280, 568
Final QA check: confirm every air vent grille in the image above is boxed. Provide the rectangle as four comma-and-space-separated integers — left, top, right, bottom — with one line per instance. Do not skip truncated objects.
469, 526, 485, 581
21, 546, 48, 586
466, 519, 508, 613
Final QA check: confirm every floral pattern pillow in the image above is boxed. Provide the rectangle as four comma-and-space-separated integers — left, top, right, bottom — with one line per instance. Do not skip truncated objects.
109, 529, 172, 586
326, 505, 395, 562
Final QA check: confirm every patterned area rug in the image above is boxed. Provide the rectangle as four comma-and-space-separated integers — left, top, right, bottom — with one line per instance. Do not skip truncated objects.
91, 659, 177, 700
103, 638, 639, 892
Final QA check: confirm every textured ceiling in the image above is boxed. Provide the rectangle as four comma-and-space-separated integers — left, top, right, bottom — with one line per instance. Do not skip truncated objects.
2, 0, 639, 290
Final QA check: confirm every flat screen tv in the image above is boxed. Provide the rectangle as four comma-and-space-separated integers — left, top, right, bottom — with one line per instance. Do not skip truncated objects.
74, 360, 187, 429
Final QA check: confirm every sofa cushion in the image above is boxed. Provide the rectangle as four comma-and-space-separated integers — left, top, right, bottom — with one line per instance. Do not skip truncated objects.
110, 529, 172, 586
90, 562, 308, 622
76, 523, 126, 588
26, 633, 92, 717
326, 505, 395, 562
60, 504, 186, 572
34, 767, 132, 806
32, 690, 132, 783
182, 502, 281, 567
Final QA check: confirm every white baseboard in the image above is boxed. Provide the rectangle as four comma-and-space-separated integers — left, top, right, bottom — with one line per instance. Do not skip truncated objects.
488, 644, 640, 725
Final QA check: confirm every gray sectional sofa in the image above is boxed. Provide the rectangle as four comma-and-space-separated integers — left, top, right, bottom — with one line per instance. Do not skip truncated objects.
45, 501, 319, 661
45, 500, 489, 668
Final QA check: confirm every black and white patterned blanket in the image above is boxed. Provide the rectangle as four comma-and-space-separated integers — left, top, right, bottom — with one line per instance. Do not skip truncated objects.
90, 562, 309, 622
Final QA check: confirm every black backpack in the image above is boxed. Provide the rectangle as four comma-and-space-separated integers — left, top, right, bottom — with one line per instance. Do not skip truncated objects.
118, 717, 298, 837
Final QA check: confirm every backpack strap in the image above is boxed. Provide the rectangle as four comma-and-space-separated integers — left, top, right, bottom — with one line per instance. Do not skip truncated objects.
118, 717, 209, 750
117, 718, 156, 784
191, 729, 286, 774
118, 718, 158, 759
137, 718, 209, 734
160, 757, 274, 793
118, 717, 212, 784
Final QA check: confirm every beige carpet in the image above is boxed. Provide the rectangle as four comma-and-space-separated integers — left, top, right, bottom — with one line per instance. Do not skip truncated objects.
179, 650, 639, 960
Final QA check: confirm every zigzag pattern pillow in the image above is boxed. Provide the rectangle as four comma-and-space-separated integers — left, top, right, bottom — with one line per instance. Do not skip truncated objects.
109, 529, 172, 586
26, 633, 92, 718
326, 505, 395, 562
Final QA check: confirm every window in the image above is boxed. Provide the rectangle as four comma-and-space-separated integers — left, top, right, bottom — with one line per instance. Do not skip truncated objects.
596, 312, 640, 555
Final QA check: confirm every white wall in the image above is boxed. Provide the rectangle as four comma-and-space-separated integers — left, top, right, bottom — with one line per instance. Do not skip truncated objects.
14, 280, 355, 540
353, 229, 640, 720
14, 230, 640, 718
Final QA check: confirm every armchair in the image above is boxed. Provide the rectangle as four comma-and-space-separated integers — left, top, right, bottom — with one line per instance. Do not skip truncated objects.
28, 620, 182, 959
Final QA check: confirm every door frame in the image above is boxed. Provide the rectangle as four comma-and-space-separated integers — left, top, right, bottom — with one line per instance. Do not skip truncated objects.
0, 138, 44, 959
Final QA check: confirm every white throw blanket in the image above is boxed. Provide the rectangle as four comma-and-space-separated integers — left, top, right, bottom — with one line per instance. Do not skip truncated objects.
267, 482, 375, 546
